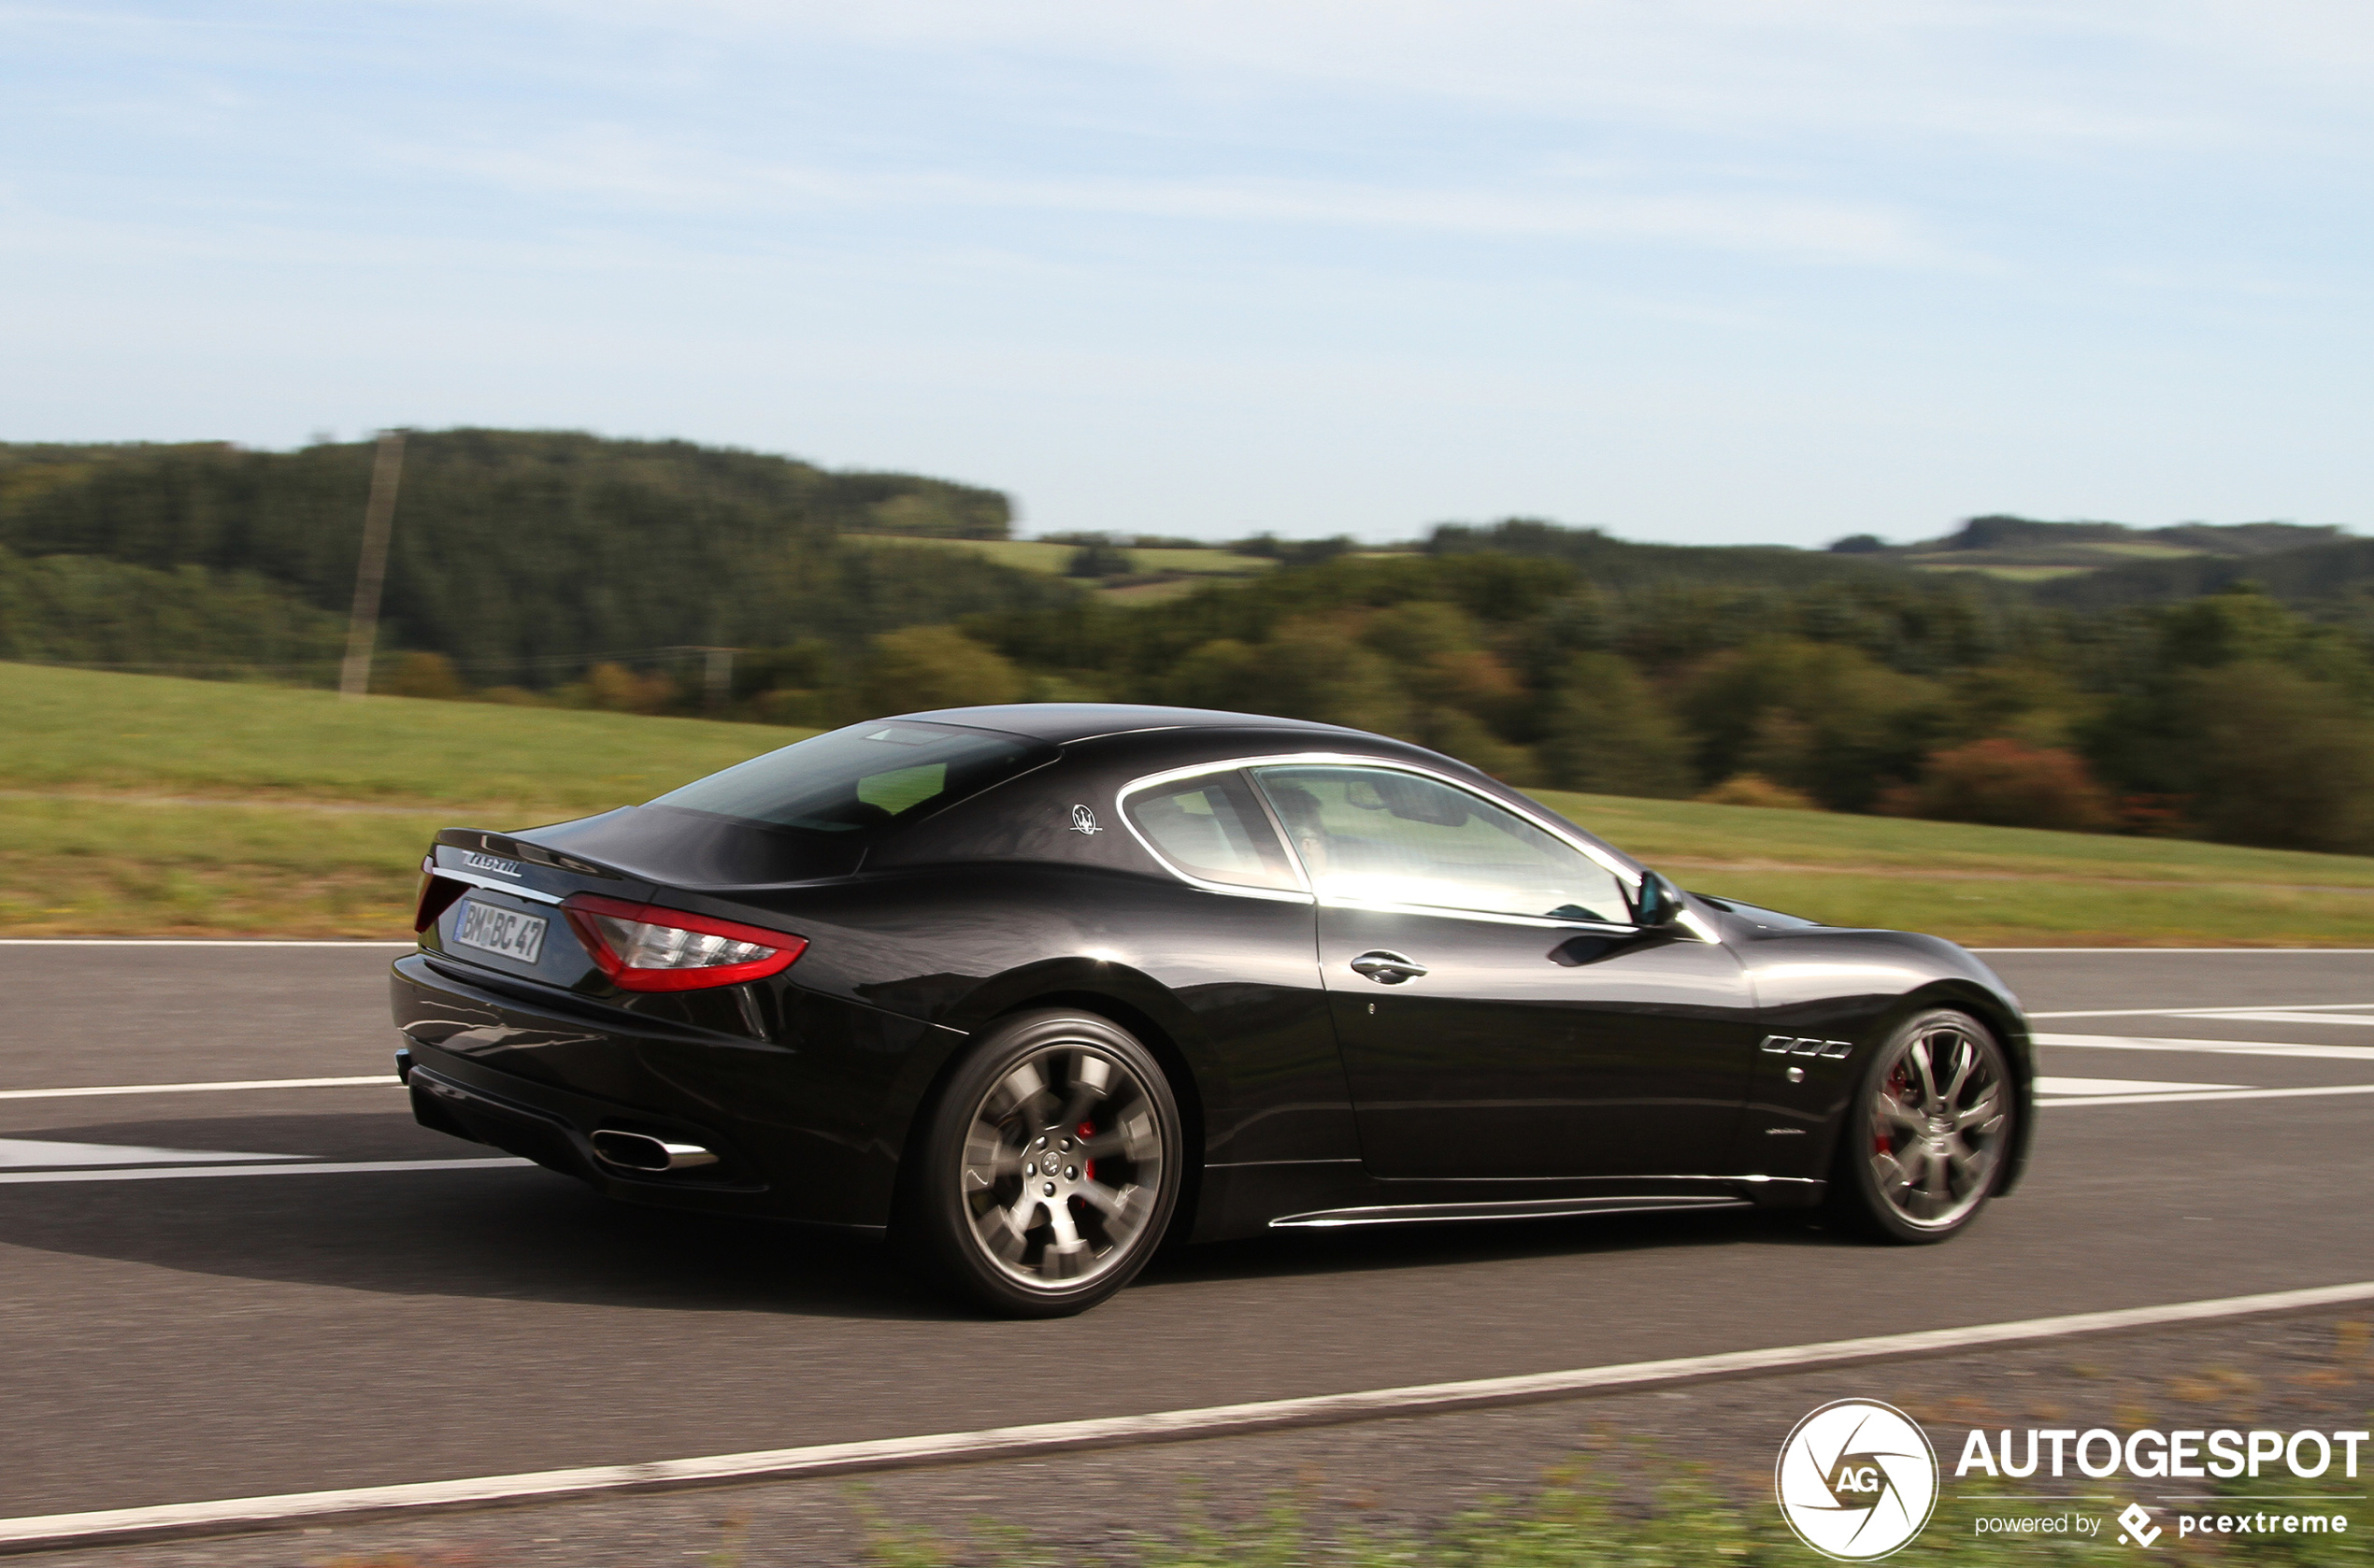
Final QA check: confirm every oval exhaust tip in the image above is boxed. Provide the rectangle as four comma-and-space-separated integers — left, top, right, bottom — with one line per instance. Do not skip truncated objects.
591, 1130, 720, 1172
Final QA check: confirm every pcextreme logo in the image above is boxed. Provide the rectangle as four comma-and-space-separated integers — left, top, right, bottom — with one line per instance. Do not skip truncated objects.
1776, 1400, 1941, 1561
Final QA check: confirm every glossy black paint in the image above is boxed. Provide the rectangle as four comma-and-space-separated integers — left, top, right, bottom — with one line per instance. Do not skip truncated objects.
389, 703, 2034, 1244
1322, 911, 1756, 1179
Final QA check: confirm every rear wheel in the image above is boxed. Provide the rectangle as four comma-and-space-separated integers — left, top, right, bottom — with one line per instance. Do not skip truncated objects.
1830, 1008, 2013, 1244
897, 1009, 1183, 1317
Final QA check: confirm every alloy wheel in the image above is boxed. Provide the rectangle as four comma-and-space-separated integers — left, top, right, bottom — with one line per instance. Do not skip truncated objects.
958, 1040, 1168, 1290
1866, 1019, 2010, 1232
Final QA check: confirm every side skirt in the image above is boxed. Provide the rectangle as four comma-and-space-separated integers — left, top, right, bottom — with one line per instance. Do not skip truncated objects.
1266, 1176, 1826, 1230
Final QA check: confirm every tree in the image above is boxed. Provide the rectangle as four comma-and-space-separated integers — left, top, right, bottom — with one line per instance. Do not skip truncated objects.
385, 651, 465, 701
858, 626, 1023, 714
1064, 537, 1134, 578
1161, 620, 1407, 734
1696, 774, 1818, 809
581, 662, 675, 713
2182, 663, 2374, 853
1881, 739, 2114, 832
1676, 638, 1946, 809
1537, 652, 1694, 798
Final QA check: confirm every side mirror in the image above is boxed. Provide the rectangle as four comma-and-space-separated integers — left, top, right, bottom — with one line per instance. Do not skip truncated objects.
1635, 870, 1684, 928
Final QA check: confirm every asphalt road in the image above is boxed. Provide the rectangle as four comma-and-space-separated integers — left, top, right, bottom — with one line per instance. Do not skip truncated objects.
3, 943, 2370, 1522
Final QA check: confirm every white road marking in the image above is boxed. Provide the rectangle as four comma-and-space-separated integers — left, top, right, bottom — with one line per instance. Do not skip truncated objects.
2174, 1009, 2374, 1028
2037, 1033, 2374, 1061
0, 1076, 401, 1101
2033, 1076, 2244, 1097
0, 1157, 533, 1186
2031, 1002, 2374, 1019
0, 1138, 309, 1169
2039, 1083, 2374, 1108
5, 1277, 2371, 1552
0, 939, 415, 947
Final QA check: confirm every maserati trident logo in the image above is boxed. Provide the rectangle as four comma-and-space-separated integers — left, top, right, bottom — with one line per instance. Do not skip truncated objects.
1069, 804, 1102, 835
1775, 1400, 1939, 1561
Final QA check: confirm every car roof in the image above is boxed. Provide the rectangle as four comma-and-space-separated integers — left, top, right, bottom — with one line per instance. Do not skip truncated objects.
894, 703, 1375, 746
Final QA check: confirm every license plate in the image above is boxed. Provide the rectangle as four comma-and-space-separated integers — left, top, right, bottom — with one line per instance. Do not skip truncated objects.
452, 899, 549, 963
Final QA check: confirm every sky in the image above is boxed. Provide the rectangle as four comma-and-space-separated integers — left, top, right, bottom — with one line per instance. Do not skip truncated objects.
4, 2, 2370, 546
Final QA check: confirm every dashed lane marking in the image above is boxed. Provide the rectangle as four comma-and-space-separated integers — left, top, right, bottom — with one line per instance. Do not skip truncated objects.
2037, 1033, 2374, 1061
2033, 1076, 2245, 1096
2030, 1002, 2374, 1019
2176, 1009, 2374, 1028
0, 1137, 309, 1169
0, 1076, 401, 1101
2038, 1083, 2374, 1108
0, 1158, 534, 1186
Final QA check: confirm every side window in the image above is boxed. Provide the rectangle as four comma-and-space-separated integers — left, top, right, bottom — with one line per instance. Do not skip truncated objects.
1252, 765, 1628, 922
1123, 772, 1301, 892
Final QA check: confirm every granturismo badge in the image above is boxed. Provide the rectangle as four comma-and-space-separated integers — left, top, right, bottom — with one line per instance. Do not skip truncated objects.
1777, 1400, 1940, 1561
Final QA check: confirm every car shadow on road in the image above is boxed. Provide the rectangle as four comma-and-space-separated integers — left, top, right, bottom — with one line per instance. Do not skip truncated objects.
0, 1109, 1863, 1323
1145, 1202, 1852, 1292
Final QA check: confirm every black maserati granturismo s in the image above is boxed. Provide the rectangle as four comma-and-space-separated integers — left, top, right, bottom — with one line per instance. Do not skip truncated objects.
393, 704, 2034, 1316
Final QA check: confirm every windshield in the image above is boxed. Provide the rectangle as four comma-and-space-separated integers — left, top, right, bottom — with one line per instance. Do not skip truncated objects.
647, 720, 1050, 834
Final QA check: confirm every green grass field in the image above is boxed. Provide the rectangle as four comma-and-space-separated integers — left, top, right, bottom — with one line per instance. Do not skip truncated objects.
0, 662, 798, 809
1909, 563, 2092, 581
5, 662, 2371, 943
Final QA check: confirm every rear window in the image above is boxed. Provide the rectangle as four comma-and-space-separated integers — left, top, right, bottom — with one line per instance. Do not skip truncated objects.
647, 720, 1051, 835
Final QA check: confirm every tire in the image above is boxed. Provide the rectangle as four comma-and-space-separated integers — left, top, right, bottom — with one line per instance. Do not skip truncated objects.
895, 1009, 1184, 1318
1828, 1008, 2015, 1245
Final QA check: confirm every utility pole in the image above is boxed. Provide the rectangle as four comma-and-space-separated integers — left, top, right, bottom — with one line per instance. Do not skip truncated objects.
665, 646, 740, 708
338, 430, 407, 701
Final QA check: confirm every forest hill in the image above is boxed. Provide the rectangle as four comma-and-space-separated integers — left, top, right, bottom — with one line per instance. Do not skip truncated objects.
2, 431, 2368, 856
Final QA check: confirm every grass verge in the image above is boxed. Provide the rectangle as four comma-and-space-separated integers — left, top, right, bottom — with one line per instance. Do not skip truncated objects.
844, 1466, 2367, 1566
0, 796, 451, 936
1532, 791, 2374, 946
6, 663, 2374, 942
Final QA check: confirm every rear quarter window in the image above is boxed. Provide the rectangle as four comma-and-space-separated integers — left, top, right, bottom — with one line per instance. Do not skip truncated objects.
1123, 772, 1300, 891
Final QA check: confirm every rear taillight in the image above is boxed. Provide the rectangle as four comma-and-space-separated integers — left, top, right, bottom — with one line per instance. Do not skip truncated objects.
562, 893, 808, 992
414, 854, 468, 934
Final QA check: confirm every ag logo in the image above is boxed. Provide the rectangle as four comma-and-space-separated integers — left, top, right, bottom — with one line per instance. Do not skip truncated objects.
1775, 1399, 1938, 1561
1068, 804, 1102, 835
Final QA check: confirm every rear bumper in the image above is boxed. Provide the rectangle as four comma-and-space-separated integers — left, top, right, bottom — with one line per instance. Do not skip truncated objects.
390, 951, 960, 1230
403, 1055, 775, 1215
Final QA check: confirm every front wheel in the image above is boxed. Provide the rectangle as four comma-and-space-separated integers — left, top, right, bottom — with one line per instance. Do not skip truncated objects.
1829, 1008, 2015, 1244
896, 1009, 1183, 1317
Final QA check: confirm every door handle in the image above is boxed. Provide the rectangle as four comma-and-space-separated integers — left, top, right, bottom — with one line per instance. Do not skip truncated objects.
1350, 949, 1428, 985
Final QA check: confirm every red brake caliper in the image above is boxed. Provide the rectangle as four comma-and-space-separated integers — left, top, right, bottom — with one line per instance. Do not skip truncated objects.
1878, 1063, 1907, 1154
1079, 1120, 1095, 1181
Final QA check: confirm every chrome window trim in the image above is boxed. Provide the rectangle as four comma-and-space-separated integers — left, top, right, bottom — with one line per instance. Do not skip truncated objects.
1318, 898, 1638, 934
1120, 752, 1637, 877
1112, 752, 1724, 942
1112, 764, 1314, 904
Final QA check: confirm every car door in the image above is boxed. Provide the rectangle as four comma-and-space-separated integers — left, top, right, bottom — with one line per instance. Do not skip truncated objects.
1251, 763, 1759, 1181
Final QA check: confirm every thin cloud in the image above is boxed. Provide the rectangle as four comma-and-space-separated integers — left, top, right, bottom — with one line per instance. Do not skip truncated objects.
412, 135, 1941, 267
